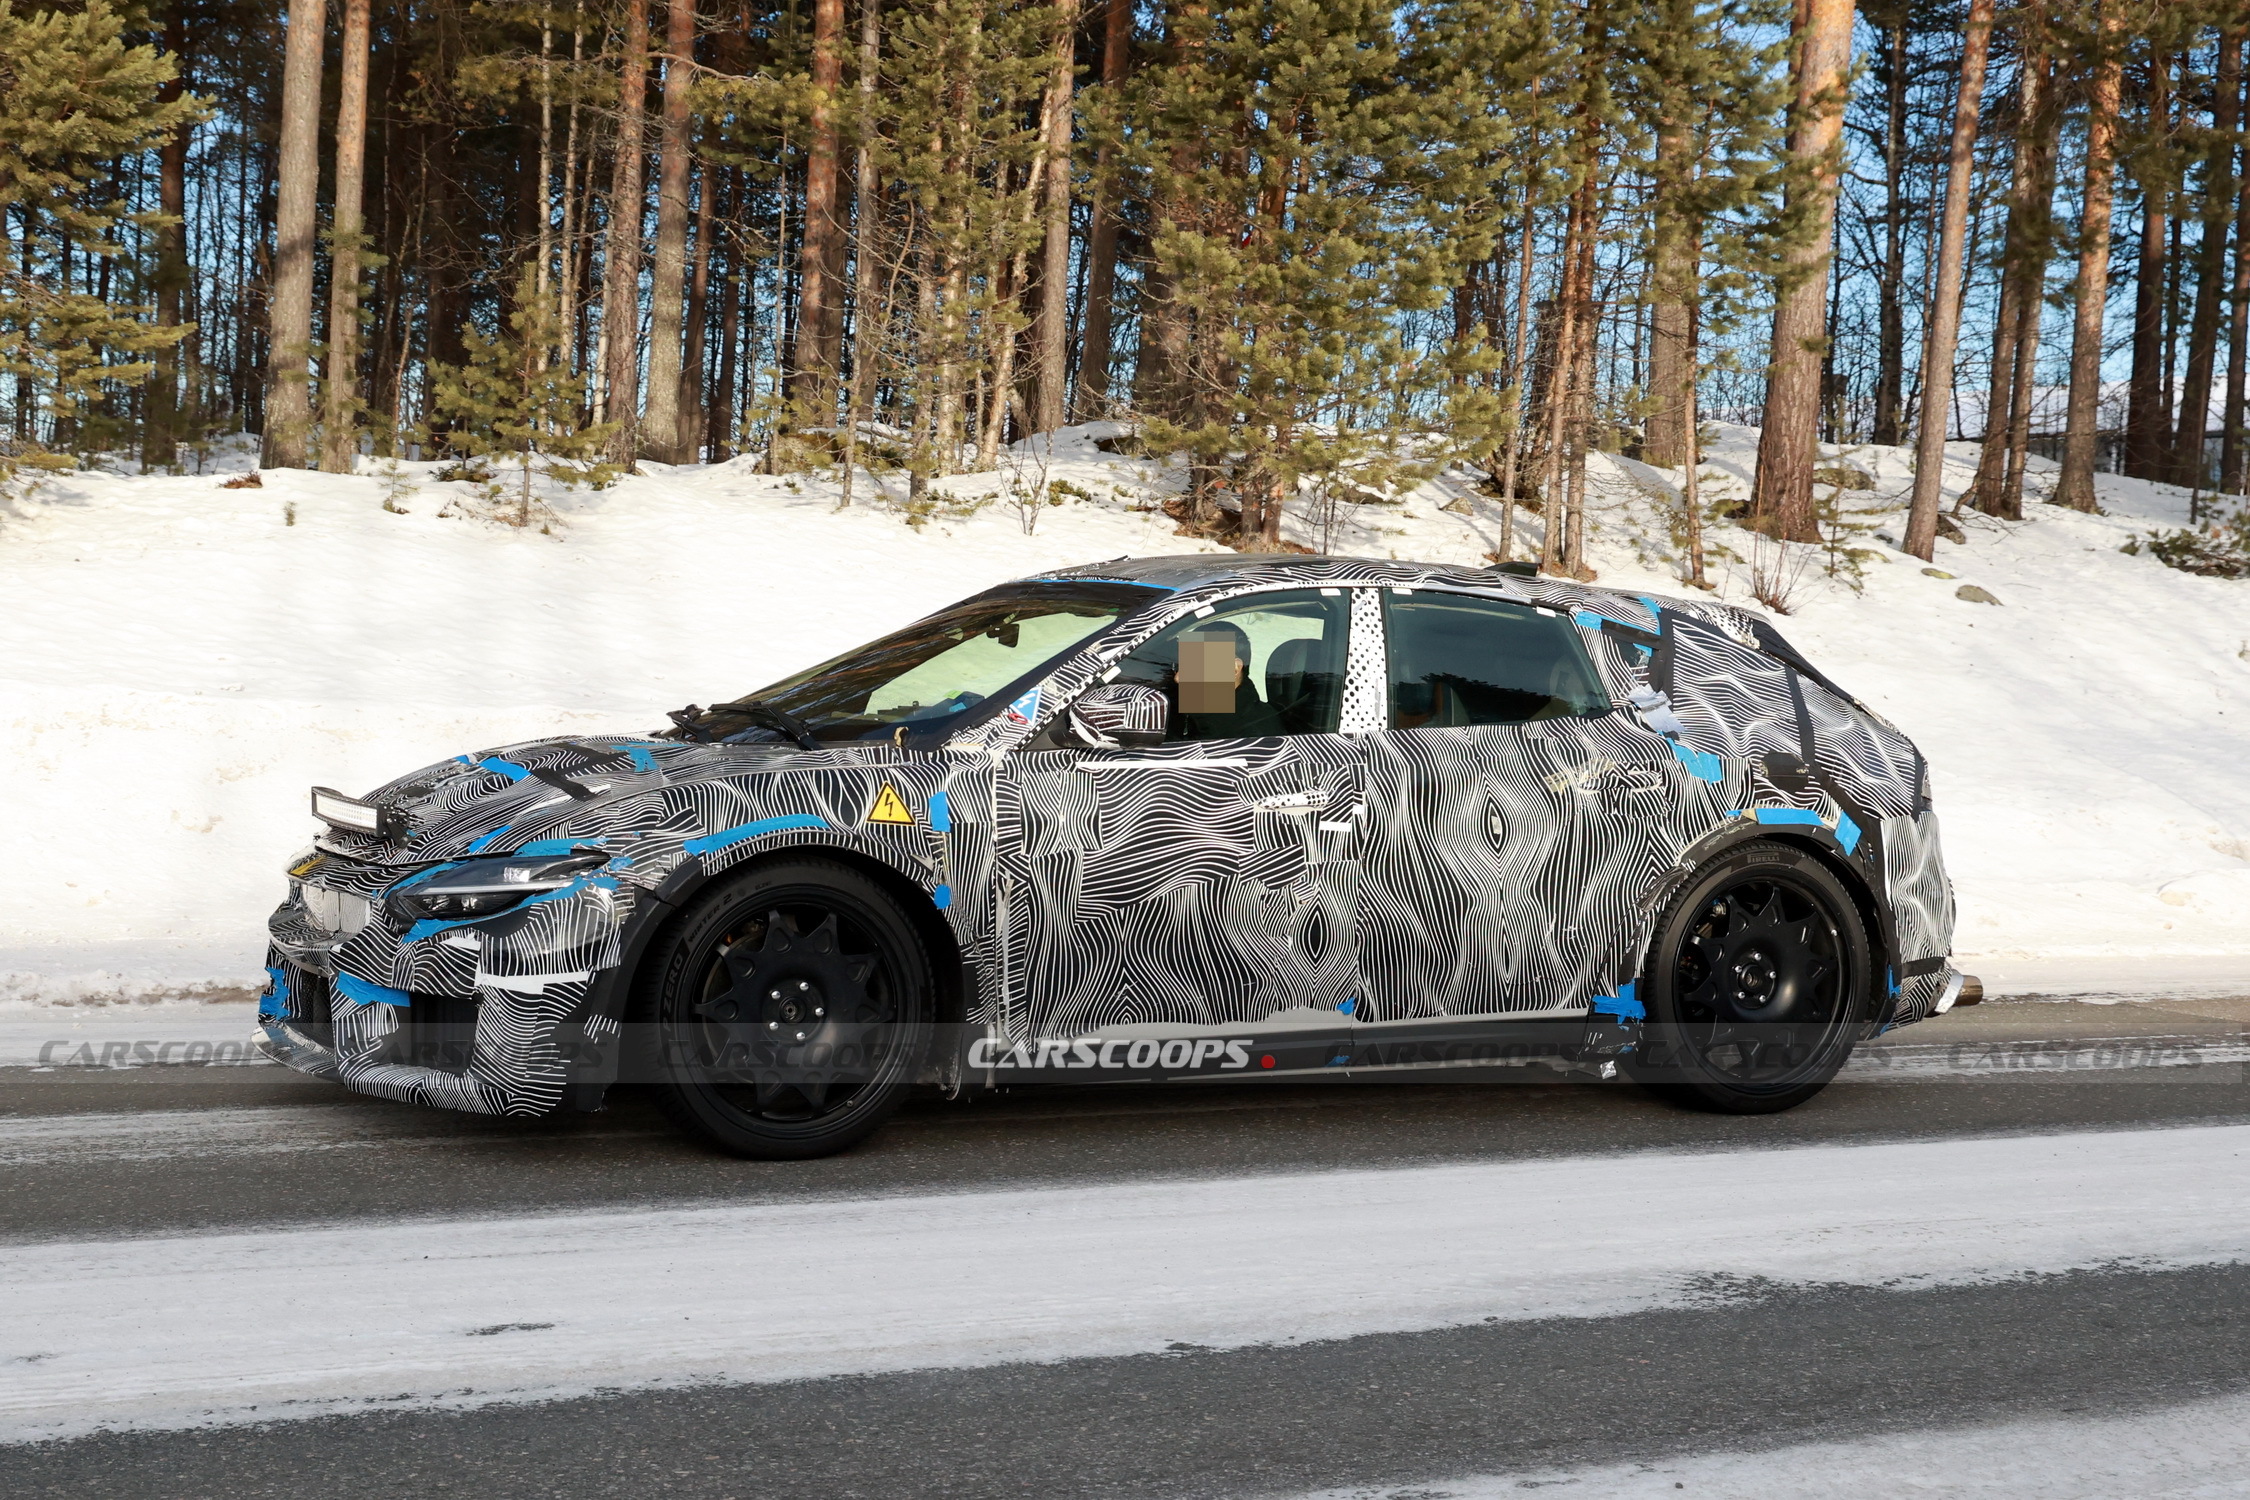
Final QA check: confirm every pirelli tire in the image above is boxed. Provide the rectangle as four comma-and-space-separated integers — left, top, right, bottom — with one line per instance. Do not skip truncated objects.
1625, 840, 1873, 1115
647, 858, 934, 1160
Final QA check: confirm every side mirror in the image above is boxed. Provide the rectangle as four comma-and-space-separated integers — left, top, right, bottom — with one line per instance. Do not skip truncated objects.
1064, 683, 1169, 750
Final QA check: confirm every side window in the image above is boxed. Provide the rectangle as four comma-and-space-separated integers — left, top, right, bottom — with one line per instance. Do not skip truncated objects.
1112, 589, 1353, 741
1384, 592, 1612, 729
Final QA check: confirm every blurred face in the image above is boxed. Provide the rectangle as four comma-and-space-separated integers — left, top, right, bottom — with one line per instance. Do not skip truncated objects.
1177, 627, 1249, 713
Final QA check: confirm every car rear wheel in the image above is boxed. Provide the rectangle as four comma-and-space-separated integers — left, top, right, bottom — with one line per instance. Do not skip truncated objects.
649, 859, 932, 1159
1627, 842, 1871, 1114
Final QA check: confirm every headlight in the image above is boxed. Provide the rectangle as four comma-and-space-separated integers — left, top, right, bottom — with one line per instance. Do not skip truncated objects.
387, 853, 607, 922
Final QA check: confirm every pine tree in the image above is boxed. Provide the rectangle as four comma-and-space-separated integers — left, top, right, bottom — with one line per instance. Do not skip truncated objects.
428, 264, 619, 522
1120, 0, 1509, 550
0, 0, 202, 476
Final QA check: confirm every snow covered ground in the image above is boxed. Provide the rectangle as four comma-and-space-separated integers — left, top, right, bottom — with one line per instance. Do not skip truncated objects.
5, 1121, 2247, 1444
1293, 1388, 2250, 1500
2, 423, 2246, 1003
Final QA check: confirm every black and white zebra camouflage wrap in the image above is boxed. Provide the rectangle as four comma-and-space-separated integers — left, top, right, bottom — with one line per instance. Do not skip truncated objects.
258, 553, 1958, 1116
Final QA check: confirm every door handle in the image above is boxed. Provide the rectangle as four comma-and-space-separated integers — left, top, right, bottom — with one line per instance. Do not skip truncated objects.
1252, 790, 1320, 812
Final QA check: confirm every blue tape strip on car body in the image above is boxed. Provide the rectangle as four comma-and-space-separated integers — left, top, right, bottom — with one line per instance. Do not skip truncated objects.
1834, 810, 1862, 855
478, 758, 532, 781
682, 814, 836, 857
1749, 807, 1826, 828
932, 884, 952, 909
622, 744, 660, 772
1638, 595, 1666, 624
927, 791, 952, 834
464, 827, 512, 854
260, 965, 290, 1017
1669, 741, 1724, 783
334, 972, 414, 1008
1590, 982, 1645, 1021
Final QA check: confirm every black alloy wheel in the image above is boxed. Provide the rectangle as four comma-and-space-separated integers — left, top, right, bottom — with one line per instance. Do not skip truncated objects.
1627, 841, 1871, 1113
649, 859, 932, 1159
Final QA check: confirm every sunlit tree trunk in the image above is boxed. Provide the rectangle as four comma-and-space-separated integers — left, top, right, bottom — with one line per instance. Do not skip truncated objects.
2124, 52, 2173, 479
2055, 1, 2125, 513
601, 0, 651, 465
793, 0, 848, 420
1902, 0, 1993, 559
1749, 0, 1854, 542
264, 0, 326, 468
2170, 29, 2242, 490
319, 0, 373, 472
641, 0, 697, 462
1029, 0, 1080, 435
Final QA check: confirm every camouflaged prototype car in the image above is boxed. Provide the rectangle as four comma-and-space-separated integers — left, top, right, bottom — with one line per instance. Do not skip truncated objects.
259, 554, 1973, 1158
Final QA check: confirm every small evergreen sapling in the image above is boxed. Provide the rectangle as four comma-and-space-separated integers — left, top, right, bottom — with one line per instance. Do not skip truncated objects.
426, 265, 618, 524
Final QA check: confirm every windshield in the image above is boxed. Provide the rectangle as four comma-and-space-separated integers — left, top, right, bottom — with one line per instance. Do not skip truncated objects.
683, 580, 1165, 746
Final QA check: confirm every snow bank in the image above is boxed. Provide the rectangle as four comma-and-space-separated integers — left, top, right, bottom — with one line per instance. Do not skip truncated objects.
2, 423, 2245, 1002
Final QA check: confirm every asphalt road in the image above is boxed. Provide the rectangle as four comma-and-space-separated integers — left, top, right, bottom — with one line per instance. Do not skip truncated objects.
5, 994, 2249, 1498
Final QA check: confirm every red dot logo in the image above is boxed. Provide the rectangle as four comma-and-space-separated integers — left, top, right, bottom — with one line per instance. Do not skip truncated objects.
1260, 1054, 1276, 1069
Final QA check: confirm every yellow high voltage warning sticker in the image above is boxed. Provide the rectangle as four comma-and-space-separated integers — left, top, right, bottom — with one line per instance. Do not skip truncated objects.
866, 784, 915, 825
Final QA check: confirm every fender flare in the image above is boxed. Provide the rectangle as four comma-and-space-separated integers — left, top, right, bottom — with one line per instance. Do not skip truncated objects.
560, 834, 969, 1108
1629, 818, 1902, 1030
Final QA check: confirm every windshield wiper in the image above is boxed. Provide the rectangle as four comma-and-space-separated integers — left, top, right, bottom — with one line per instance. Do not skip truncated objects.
668, 699, 823, 751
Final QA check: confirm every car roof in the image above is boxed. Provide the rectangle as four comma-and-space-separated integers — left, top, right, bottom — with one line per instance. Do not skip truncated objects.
1031, 552, 1700, 622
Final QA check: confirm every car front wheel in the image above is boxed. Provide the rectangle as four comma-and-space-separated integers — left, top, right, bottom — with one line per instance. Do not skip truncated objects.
647, 859, 932, 1159
1627, 841, 1872, 1114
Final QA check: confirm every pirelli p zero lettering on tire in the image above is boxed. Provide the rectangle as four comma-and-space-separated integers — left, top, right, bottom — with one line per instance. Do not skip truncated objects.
1628, 842, 1873, 1114
646, 859, 933, 1160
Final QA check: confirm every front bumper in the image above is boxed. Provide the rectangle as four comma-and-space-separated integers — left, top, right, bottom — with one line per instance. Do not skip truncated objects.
258, 866, 637, 1116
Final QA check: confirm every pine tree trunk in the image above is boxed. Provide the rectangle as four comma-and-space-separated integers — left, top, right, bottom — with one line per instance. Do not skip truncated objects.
1992, 49, 2059, 520
1872, 8, 1908, 448
1492, 160, 1540, 563
713, 168, 743, 462
2054, 3, 2125, 513
1540, 170, 1595, 576
2225, 37, 2250, 496
640, 0, 696, 462
792, 0, 848, 420
841, 0, 885, 505
1138, 2, 1205, 427
558, 18, 586, 393
602, 0, 651, 465
2124, 54, 2172, 479
145, 8, 190, 471
319, 0, 373, 473
1644, 110, 1696, 470
1029, 0, 1080, 435
1968, 50, 2044, 511
1071, 0, 1130, 421
2169, 29, 2242, 490
264, 0, 327, 469
1901, 0, 1992, 560
1750, 0, 1854, 543
683, 155, 714, 459
1562, 175, 1601, 580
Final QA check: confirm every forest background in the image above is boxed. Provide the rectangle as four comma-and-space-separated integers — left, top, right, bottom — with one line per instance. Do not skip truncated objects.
4, 0, 2249, 577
